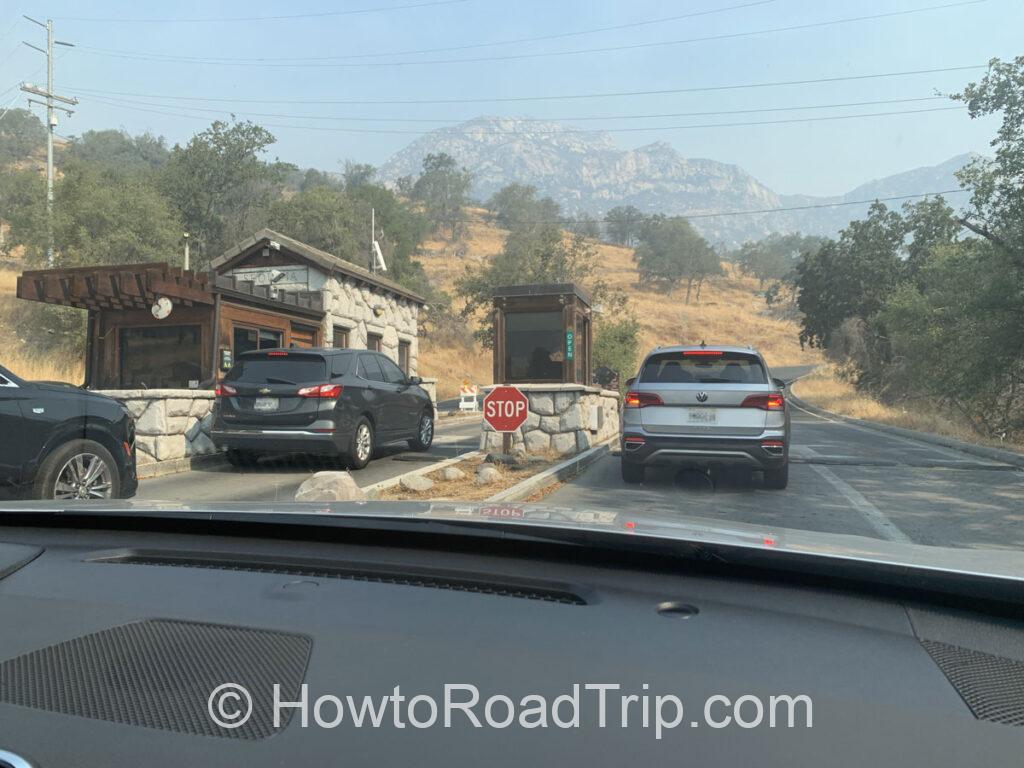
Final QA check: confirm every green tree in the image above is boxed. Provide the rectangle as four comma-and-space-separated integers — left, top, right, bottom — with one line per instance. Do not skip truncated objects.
633, 216, 721, 302
593, 315, 640, 393
159, 119, 291, 267
342, 161, 376, 190
604, 205, 647, 246
411, 152, 472, 240
267, 186, 361, 261
486, 183, 560, 231
65, 129, 169, 175
901, 196, 960, 277
0, 109, 45, 164
567, 212, 601, 239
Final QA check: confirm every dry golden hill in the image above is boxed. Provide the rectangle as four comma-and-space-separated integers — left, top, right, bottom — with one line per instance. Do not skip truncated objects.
416, 207, 822, 398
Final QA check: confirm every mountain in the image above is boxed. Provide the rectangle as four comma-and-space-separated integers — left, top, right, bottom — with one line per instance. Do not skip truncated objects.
378, 116, 974, 245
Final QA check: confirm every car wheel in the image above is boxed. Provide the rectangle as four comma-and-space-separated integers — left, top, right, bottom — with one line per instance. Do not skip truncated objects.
408, 409, 434, 451
621, 460, 645, 484
34, 439, 121, 500
348, 417, 374, 470
763, 463, 789, 490
225, 449, 259, 468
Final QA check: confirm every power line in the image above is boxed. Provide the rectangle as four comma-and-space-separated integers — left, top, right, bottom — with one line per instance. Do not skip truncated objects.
74, 1, 775, 63
65, 63, 986, 106
71, 0, 986, 69
56, 0, 472, 24
449, 190, 972, 225
82, 94, 965, 135
65, 94, 948, 124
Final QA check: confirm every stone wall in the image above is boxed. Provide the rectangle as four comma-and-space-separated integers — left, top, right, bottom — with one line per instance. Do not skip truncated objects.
100, 390, 218, 465
480, 384, 620, 456
321, 276, 420, 374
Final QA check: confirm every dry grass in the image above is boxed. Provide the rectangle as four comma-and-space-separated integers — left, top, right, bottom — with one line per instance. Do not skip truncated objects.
378, 454, 558, 501
415, 208, 822, 392
792, 364, 1024, 453
0, 267, 85, 383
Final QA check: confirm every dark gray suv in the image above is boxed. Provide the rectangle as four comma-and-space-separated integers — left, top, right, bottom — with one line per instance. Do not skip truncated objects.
211, 348, 434, 469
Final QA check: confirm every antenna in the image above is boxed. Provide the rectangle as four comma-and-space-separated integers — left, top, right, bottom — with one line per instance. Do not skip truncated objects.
370, 207, 387, 272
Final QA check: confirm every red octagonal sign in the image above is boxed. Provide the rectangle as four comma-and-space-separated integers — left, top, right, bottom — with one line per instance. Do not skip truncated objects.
482, 386, 529, 433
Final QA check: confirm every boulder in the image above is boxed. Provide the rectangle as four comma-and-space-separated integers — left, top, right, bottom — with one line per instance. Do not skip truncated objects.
529, 393, 555, 416
552, 432, 577, 455
400, 474, 435, 493
524, 430, 550, 453
166, 398, 192, 417
440, 467, 466, 481
295, 471, 366, 502
475, 465, 502, 485
134, 402, 167, 435
539, 415, 561, 434
559, 405, 582, 431
554, 391, 575, 413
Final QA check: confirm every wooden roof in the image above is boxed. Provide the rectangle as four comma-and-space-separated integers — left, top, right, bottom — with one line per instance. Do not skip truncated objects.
212, 228, 427, 306
16, 263, 213, 312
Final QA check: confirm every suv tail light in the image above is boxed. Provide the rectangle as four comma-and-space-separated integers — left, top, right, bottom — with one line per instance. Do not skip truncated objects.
741, 393, 785, 410
298, 384, 343, 398
215, 383, 237, 397
624, 391, 664, 408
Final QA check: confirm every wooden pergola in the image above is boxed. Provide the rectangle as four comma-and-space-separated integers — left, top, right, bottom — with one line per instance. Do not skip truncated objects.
16, 262, 213, 312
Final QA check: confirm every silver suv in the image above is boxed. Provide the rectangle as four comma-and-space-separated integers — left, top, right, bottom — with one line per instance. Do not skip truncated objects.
620, 344, 790, 488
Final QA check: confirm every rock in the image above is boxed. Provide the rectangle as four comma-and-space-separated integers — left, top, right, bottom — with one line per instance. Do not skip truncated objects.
530, 393, 555, 416
440, 467, 466, 481
134, 401, 167, 435
152, 435, 186, 461
539, 415, 561, 434
123, 399, 148, 419
576, 431, 592, 452
186, 431, 216, 457
554, 391, 575, 413
524, 430, 550, 453
190, 399, 211, 417
475, 465, 502, 485
166, 399, 192, 417
184, 418, 204, 441
559, 405, 582, 431
294, 471, 366, 502
400, 474, 434, 493
522, 411, 541, 431
485, 453, 518, 466
552, 432, 577, 455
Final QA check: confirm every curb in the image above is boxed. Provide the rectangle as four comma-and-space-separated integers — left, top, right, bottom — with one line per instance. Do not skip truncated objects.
485, 439, 615, 503
788, 392, 1024, 469
362, 451, 482, 499
137, 452, 227, 480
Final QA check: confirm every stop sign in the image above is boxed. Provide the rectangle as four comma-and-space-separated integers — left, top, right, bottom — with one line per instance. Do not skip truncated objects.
482, 386, 529, 432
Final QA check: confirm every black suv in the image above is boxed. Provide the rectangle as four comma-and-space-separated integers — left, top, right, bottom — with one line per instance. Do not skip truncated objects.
0, 364, 138, 500
211, 348, 434, 469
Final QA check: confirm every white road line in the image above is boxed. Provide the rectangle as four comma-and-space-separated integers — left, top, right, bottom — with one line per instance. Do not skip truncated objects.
790, 400, 970, 461
810, 464, 912, 543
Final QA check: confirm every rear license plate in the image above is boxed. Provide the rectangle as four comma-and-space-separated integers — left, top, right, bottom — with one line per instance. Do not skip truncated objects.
254, 397, 279, 412
688, 409, 717, 424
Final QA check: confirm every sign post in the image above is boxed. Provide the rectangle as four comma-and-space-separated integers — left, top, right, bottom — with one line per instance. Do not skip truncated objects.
482, 385, 529, 454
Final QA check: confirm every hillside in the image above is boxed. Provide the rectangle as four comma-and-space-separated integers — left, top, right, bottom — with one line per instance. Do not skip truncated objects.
379, 116, 974, 246
415, 208, 821, 398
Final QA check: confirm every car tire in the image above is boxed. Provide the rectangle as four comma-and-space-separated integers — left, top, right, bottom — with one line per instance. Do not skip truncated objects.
225, 449, 259, 468
621, 460, 645, 484
408, 409, 434, 452
347, 417, 374, 470
34, 439, 122, 500
763, 463, 789, 490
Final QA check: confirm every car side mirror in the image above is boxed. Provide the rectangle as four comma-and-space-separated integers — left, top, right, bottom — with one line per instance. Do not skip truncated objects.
407, 375, 423, 386
625, 376, 636, 388
772, 377, 786, 390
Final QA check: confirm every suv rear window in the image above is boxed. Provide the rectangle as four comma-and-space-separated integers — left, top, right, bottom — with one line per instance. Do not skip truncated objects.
639, 351, 767, 384
225, 355, 327, 384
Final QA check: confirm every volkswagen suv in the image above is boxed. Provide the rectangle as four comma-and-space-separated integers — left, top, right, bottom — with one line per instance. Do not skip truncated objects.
620, 344, 790, 488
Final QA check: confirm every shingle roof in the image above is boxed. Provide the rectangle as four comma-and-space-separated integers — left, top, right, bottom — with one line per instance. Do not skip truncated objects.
211, 228, 427, 305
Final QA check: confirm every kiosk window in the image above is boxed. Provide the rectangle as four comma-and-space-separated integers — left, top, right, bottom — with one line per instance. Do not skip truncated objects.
505, 311, 563, 381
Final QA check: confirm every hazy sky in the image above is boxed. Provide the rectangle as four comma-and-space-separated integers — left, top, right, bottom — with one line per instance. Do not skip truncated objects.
0, 0, 1018, 196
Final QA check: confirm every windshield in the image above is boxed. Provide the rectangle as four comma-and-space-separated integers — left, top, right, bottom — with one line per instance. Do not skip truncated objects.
0, 0, 1022, 565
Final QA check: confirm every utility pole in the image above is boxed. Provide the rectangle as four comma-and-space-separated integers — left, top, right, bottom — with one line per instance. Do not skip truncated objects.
183, 233, 191, 271
20, 16, 76, 266
370, 207, 376, 273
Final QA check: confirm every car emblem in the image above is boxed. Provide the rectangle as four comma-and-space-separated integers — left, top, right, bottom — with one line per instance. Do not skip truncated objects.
696, 391, 709, 402
259, 387, 271, 395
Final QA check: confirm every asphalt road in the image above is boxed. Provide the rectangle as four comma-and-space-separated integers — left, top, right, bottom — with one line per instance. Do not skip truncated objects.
545, 366, 1024, 550
135, 416, 482, 503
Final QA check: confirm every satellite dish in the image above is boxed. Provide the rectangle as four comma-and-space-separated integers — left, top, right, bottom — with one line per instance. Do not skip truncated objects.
372, 240, 387, 272
151, 296, 173, 320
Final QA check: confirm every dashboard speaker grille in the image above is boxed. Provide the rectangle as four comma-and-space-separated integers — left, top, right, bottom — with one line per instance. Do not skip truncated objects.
0, 619, 311, 739
920, 639, 1024, 726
